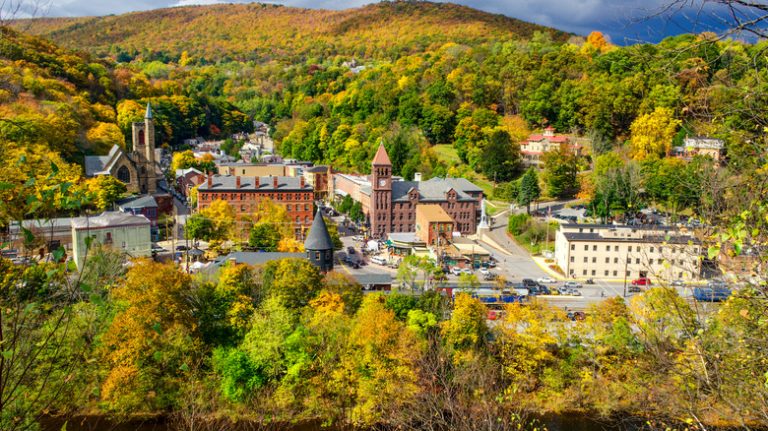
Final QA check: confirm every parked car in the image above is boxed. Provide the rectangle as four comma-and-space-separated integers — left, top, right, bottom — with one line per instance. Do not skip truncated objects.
347, 246, 356, 255
451, 267, 462, 276
537, 276, 556, 284
352, 235, 364, 241
479, 267, 490, 275
671, 279, 685, 287
568, 288, 582, 296
461, 268, 473, 274
371, 256, 387, 265
631, 277, 652, 286
628, 285, 642, 293
522, 278, 538, 288
563, 281, 582, 289
175, 245, 189, 251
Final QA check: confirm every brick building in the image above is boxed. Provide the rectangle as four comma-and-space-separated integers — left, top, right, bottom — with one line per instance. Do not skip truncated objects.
338, 144, 483, 239
415, 205, 455, 246
197, 174, 315, 236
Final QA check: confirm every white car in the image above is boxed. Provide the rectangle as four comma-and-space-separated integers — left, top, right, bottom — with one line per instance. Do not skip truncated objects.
462, 268, 473, 274
537, 276, 556, 284
451, 267, 462, 276
671, 279, 685, 287
479, 267, 490, 275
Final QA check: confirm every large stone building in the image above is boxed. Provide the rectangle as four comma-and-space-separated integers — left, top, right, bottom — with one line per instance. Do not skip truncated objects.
554, 223, 702, 281
85, 104, 159, 194
335, 144, 483, 238
196, 174, 315, 236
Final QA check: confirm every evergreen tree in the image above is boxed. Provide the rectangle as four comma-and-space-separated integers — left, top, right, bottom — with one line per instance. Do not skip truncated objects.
518, 167, 541, 214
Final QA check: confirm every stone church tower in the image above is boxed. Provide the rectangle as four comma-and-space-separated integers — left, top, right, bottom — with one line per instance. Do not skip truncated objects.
371, 143, 392, 238
130, 103, 157, 194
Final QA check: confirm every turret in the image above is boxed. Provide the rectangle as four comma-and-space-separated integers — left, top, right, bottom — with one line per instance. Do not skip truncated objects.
304, 208, 334, 273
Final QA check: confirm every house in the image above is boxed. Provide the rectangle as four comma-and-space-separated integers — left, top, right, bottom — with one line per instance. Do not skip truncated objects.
681, 137, 725, 162
303, 165, 332, 200
118, 195, 161, 240
520, 126, 581, 167
71, 212, 152, 269
84, 103, 159, 194
554, 223, 702, 281
175, 167, 205, 197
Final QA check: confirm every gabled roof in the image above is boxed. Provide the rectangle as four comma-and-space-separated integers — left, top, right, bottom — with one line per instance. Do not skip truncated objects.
84, 145, 124, 176
71, 211, 150, 229
372, 143, 391, 166
304, 209, 333, 251
118, 195, 158, 210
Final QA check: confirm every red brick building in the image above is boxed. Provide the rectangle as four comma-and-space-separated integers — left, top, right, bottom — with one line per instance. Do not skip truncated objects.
197, 174, 315, 236
359, 144, 483, 239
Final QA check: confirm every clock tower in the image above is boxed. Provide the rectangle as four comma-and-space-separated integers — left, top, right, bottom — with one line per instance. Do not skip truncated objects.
371, 143, 392, 238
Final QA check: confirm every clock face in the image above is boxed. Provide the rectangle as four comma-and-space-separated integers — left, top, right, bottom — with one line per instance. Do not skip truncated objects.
379, 179, 387, 187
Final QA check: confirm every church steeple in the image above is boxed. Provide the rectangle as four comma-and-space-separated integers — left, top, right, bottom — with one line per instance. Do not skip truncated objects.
145, 102, 153, 119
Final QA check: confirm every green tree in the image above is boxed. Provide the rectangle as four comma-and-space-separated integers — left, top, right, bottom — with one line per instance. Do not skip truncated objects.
248, 222, 282, 251
480, 128, 521, 182
517, 168, 541, 214
185, 213, 215, 241
542, 145, 579, 199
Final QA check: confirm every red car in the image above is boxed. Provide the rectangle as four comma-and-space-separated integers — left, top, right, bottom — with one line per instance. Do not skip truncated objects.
631, 277, 652, 286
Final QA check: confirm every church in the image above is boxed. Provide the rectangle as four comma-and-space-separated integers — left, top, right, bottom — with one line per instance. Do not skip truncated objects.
84, 103, 160, 194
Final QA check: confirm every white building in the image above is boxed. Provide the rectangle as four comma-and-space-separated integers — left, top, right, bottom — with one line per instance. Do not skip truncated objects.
71, 212, 152, 270
555, 224, 702, 282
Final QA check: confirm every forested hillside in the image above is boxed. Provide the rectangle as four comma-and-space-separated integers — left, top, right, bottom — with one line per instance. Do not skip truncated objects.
16, 2, 569, 62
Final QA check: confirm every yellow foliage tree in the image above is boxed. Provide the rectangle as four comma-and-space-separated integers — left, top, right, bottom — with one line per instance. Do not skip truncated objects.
200, 199, 237, 241
629, 107, 681, 160
99, 260, 199, 413
86, 121, 125, 153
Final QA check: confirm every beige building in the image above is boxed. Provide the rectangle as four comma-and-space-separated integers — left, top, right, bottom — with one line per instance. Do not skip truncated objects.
217, 163, 286, 177
555, 224, 702, 281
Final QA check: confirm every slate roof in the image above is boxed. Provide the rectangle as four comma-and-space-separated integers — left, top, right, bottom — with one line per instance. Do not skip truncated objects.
305, 165, 328, 173
197, 175, 313, 192
562, 232, 700, 245
145, 103, 153, 119
210, 251, 304, 269
391, 177, 481, 202
304, 209, 333, 251
84, 145, 123, 176
118, 195, 158, 210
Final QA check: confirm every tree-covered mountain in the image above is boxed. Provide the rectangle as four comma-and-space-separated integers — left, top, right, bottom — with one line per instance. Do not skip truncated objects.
15, 2, 571, 63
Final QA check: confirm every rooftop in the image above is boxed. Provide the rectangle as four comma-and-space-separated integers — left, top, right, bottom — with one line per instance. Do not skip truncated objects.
562, 232, 700, 245
197, 175, 313, 192
372, 143, 392, 165
304, 209, 333, 251
416, 204, 454, 223
71, 211, 151, 230
118, 195, 158, 210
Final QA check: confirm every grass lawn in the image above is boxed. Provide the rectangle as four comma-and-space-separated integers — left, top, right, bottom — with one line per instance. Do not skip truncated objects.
433, 144, 498, 198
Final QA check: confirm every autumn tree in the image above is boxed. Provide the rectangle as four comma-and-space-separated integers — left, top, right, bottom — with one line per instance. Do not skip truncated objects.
542, 145, 579, 199
629, 107, 681, 160
82, 175, 128, 211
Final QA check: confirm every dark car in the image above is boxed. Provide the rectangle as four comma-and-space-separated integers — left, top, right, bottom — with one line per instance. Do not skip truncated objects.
175, 245, 189, 251
347, 246, 356, 255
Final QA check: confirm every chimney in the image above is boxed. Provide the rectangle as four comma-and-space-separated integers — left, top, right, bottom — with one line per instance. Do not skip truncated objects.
207, 173, 212, 187
272, 176, 278, 188
254, 176, 260, 187
236, 176, 241, 189
300, 176, 305, 188
414, 172, 422, 182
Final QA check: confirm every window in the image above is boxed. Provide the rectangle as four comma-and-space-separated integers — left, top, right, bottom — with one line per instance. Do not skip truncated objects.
628, 246, 633, 252
614, 246, 619, 251
570, 244, 575, 251
604, 270, 609, 276
591, 270, 596, 276
286, 204, 292, 211
635, 258, 640, 264
606, 245, 610, 251
650, 247, 655, 252
315, 251, 320, 260
583, 257, 587, 263
117, 166, 131, 183
583, 270, 587, 275
605, 257, 610, 263
570, 256, 574, 262
104, 232, 113, 245
584, 245, 589, 251
614, 258, 618, 264
613, 270, 617, 276
592, 257, 596, 263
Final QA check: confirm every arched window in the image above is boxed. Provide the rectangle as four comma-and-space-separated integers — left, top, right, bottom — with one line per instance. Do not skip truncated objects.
117, 166, 131, 183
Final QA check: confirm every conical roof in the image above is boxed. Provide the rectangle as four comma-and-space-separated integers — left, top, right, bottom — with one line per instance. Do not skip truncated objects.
304, 208, 333, 251
145, 103, 153, 119
372, 142, 391, 165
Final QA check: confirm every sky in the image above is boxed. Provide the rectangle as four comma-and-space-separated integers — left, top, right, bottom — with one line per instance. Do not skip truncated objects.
13, 0, 739, 44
